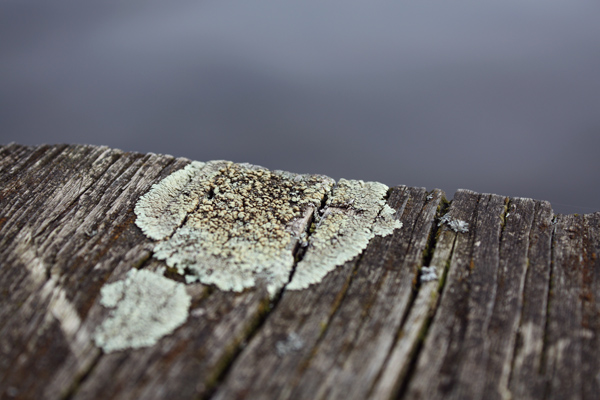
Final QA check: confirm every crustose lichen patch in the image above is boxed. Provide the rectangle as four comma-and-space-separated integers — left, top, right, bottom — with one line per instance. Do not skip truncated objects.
438, 213, 469, 233
94, 161, 404, 352
133, 160, 403, 296
93, 268, 191, 353
288, 179, 402, 290
136, 160, 334, 296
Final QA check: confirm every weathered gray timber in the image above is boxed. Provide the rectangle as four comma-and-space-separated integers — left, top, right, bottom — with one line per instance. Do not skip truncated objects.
0, 143, 598, 400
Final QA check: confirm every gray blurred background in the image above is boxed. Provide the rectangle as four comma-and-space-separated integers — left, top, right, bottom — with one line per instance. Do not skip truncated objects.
1, 0, 599, 214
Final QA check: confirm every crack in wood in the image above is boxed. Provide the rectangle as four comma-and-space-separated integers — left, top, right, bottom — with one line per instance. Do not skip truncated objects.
396, 232, 460, 400
60, 353, 103, 400
0, 146, 184, 399
370, 190, 448, 399
208, 186, 435, 399
200, 194, 328, 399
202, 181, 386, 398
64, 164, 176, 394
1, 144, 598, 400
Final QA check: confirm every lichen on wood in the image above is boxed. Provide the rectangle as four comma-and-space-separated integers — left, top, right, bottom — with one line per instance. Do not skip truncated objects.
438, 212, 469, 233
93, 268, 191, 353
134, 161, 216, 241
135, 161, 403, 295
136, 160, 334, 296
288, 179, 402, 290
3, 145, 598, 400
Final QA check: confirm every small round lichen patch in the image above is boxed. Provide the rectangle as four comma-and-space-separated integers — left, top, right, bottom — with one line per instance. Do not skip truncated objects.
93, 268, 191, 353
136, 160, 334, 296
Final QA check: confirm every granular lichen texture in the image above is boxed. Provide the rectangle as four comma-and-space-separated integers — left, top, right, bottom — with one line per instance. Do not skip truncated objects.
93, 268, 191, 353
136, 160, 335, 296
134, 161, 402, 296
438, 213, 469, 233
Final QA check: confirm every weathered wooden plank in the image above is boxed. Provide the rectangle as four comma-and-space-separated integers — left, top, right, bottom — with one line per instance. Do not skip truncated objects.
1, 144, 599, 400
405, 190, 506, 399
370, 194, 452, 399
0, 145, 185, 399
0, 144, 330, 399
212, 186, 442, 399
72, 271, 269, 400
544, 212, 600, 400
582, 212, 600, 400
0, 143, 38, 174
508, 201, 554, 399
480, 197, 538, 400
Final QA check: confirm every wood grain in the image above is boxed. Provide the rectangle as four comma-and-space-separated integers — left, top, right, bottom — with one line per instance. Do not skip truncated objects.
212, 186, 442, 400
0, 144, 598, 400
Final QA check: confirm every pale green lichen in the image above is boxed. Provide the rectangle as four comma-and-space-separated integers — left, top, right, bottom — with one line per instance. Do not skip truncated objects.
287, 179, 403, 290
96, 162, 405, 353
438, 212, 469, 233
137, 160, 334, 297
135, 162, 403, 296
93, 268, 191, 352
373, 203, 402, 236
420, 266, 438, 282
134, 161, 215, 240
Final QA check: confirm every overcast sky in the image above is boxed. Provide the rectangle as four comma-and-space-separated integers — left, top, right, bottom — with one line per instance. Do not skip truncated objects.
1, 0, 599, 214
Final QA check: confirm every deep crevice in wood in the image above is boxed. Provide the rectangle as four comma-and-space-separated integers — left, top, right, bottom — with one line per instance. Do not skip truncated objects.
395, 230, 459, 399
201, 295, 272, 400
421, 193, 450, 281
372, 192, 448, 399
61, 353, 103, 400
35, 152, 172, 400
462, 193, 483, 293
498, 197, 510, 241
331, 188, 419, 363
287, 184, 331, 285
292, 254, 365, 383
202, 179, 333, 399
403, 193, 445, 324
2, 145, 598, 400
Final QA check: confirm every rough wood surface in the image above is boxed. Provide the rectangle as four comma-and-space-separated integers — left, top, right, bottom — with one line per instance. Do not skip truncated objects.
213, 186, 442, 400
0, 144, 598, 400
